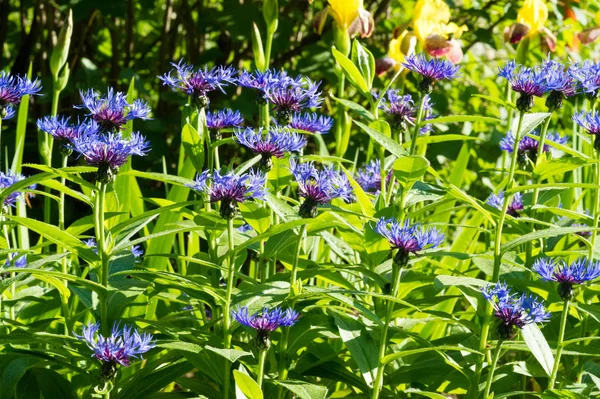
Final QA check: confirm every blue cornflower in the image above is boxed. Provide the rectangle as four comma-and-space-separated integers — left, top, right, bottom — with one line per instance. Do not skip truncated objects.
541, 58, 576, 111
76, 322, 155, 379
189, 169, 266, 219
206, 109, 244, 137
499, 130, 567, 163
232, 306, 299, 349
71, 131, 150, 184
355, 160, 383, 193
533, 257, 600, 300
238, 223, 254, 233
159, 59, 237, 109
0, 170, 36, 208
483, 282, 551, 340
290, 159, 353, 218
378, 90, 434, 133
487, 191, 523, 217
4, 253, 27, 268
573, 111, 600, 150
499, 61, 548, 111
288, 112, 333, 134
569, 61, 600, 98
76, 88, 150, 133
402, 54, 460, 93
374, 217, 444, 266
0, 72, 42, 120
84, 238, 143, 259
130, 245, 144, 259
235, 127, 307, 169
238, 69, 297, 96
37, 116, 100, 155
264, 77, 323, 124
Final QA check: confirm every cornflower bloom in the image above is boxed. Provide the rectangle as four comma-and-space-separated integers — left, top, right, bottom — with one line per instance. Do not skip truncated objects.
264, 77, 323, 124
533, 257, 600, 300
402, 53, 460, 93
569, 61, 600, 100
499, 61, 548, 112
84, 238, 143, 259
0, 170, 36, 208
235, 127, 307, 170
37, 117, 99, 156
487, 191, 524, 217
4, 253, 27, 268
76, 88, 151, 132
71, 131, 150, 184
378, 90, 434, 133
573, 111, 600, 150
541, 58, 576, 111
238, 69, 297, 101
232, 306, 299, 349
0, 72, 41, 120
288, 113, 333, 134
159, 59, 237, 109
499, 130, 567, 164
482, 282, 551, 340
76, 322, 155, 380
374, 217, 444, 266
206, 108, 244, 139
189, 169, 266, 219
290, 159, 353, 218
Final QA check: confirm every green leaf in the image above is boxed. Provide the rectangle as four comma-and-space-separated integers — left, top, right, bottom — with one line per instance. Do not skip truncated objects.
501, 226, 597, 254
354, 120, 407, 158
382, 345, 483, 366
332, 47, 369, 96
181, 122, 205, 172
472, 94, 516, 110
426, 115, 502, 125
273, 380, 328, 399
205, 346, 252, 363
533, 158, 588, 180
393, 156, 430, 187
233, 370, 263, 399
239, 202, 271, 234
521, 323, 554, 376
516, 112, 551, 139
330, 95, 375, 122
32, 368, 76, 399
351, 40, 375, 90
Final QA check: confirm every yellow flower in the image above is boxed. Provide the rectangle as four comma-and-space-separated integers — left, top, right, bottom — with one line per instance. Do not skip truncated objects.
328, 0, 362, 30
413, 0, 451, 42
516, 0, 548, 36
388, 30, 417, 64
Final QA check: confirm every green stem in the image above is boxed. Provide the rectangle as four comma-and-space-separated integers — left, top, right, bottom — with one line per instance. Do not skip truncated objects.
483, 340, 503, 398
0, 117, 2, 167
371, 265, 402, 399
259, 103, 270, 129
335, 74, 346, 158
530, 115, 552, 208
2, 213, 14, 321
95, 182, 109, 336
58, 154, 72, 334
588, 151, 600, 260
289, 224, 307, 297
43, 90, 61, 226
265, 29, 274, 69
409, 94, 426, 156
257, 349, 268, 388
222, 217, 236, 399
549, 300, 570, 389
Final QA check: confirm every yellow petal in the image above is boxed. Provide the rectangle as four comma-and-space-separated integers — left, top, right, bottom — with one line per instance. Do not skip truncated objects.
517, 0, 548, 35
328, 0, 362, 30
388, 30, 417, 63
412, 0, 451, 42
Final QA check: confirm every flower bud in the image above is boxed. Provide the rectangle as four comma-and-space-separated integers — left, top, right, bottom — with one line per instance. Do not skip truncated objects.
251, 23, 266, 72
263, 0, 279, 35
50, 9, 73, 81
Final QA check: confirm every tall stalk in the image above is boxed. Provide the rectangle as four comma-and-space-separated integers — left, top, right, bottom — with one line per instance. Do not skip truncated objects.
483, 340, 503, 398
530, 115, 552, 208
409, 94, 426, 156
257, 349, 267, 388
94, 182, 109, 336
222, 217, 236, 399
548, 299, 570, 389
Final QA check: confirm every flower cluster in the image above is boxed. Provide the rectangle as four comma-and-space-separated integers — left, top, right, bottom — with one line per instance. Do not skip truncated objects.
237, 69, 295, 98
76, 323, 155, 379
541, 58, 576, 110
0, 170, 36, 208
487, 192, 523, 217
232, 306, 299, 349
206, 109, 244, 138
76, 88, 151, 132
499, 61, 547, 112
482, 282, 550, 340
235, 127, 307, 169
354, 160, 394, 193
374, 218, 444, 266
0, 72, 42, 120
189, 169, 266, 219
570, 61, 600, 99
499, 130, 567, 164
403, 53, 460, 93
533, 257, 600, 300
573, 111, 600, 150
290, 159, 353, 218
379, 90, 434, 133
265, 77, 323, 124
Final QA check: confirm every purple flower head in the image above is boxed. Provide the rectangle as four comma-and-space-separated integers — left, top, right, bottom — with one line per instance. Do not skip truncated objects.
76, 322, 155, 379
189, 169, 266, 219
487, 191, 523, 217
84, 237, 141, 258
265, 77, 323, 124
541, 58, 577, 111
159, 60, 237, 108
533, 257, 600, 300
374, 217, 444, 266
235, 127, 307, 169
206, 109, 244, 135
288, 113, 333, 135
483, 282, 551, 340
71, 131, 150, 184
76, 88, 151, 133
573, 111, 600, 150
354, 160, 393, 193
500, 130, 567, 164
130, 245, 144, 259
232, 306, 299, 349
290, 159, 354, 218
378, 91, 434, 133
238, 223, 254, 233
238, 69, 298, 96
0, 170, 36, 208
569, 61, 600, 98
4, 253, 27, 268
402, 54, 460, 93
0, 72, 41, 120
37, 116, 99, 142
499, 61, 548, 111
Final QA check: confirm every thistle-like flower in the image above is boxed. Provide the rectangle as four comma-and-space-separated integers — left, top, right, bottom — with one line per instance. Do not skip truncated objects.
354, 159, 394, 193
264, 77, 323, 124
374, 217, 444, 266
84, 238, 143, 259
0, 72, 42, 120
487, 191, 524, 217
378, 90, 434, 133
482, 282, 551, 340
573, 111, 600, 150
206, 109, 244, 139
499, 61, 548, 112
541, 58, 576, 111
0, 170, 37, 208
569, 61, 600, 100
402, 53, 460, 93
76, 322, 155, 380
4, 253, 27, 268
76, 88, 151, 132
232, 306, 299, 349
235, 127, 307, 170
71, 131, 150, 184
288, 113, 333, 134
37, 116, 100, 156
499, 130, 567, 164
159, 60, 237, 109
290, 159, 353, 218
533, 257, 600, 301
238, 69, 297, 100
189, 169, 266, 219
